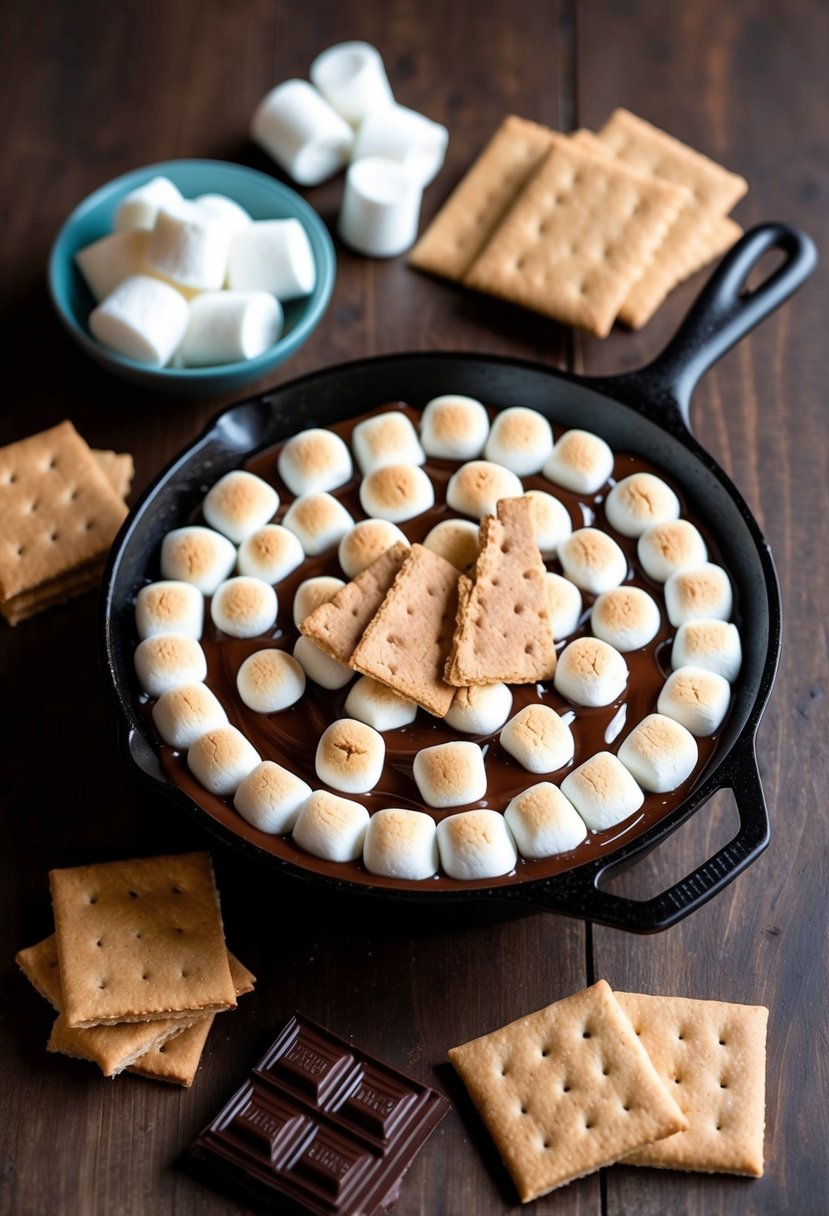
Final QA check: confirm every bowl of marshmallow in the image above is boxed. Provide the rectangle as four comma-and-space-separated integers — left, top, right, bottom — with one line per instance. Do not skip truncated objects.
48, 159, 336, 396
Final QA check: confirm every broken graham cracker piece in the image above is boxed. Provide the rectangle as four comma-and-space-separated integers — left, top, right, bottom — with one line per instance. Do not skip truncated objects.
299, 541, 409, 663
616, 992, 768, 1176
446, 496, 557, 687
49, 852, 236, 1029
449, 980, 687, 1203
93, 449, 135, 500
350, 543, 460, 718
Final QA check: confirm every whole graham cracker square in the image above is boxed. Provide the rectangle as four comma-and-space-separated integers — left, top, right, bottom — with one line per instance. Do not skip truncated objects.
300, 541, 410, 663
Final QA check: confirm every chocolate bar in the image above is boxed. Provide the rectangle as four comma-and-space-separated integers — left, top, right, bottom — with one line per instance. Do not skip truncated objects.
192, 1013, 450, 1214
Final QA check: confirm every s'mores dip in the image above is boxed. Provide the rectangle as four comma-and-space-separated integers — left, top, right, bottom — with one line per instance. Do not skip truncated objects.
128, 400, 742, 888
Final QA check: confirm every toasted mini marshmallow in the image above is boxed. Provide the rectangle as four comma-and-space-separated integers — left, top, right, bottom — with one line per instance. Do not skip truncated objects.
277, 428, 353, 496
292, 789, 370, 862
315, 718, 385, 793
422, 518, 479, 570
338, 519, 409, 579
413, 741, 487, 808
523, 489, 572, 558
504, 783, 587, 859
134, 633, 207, 697
352, 411, 426, 474
545, 573, 583, 640
484, 407, 554, 476
543, 429, 614, 494
436, 810, 517, 880
618, 713, 699, 793
561, 752, 644, 831
282, 492, 354, 556
363, 808, 438, 880
187, 725, 260, 796
665, 563, 733, 626
558, 528, 627, 594
160, 526, 237, 595
135, 580, 204, 640
604, 472, 680, 538
658, 666, 731, 736
152, 683, 228, 749
210, 577, 277, 638
292, 576, 346, 626
671, 619, 742, 683
237, 524, 304, 583
89, 274, 189, 367
359, 463, 434, 522
554, 637, 628, 706
293, 635, 354, 689
233, 760, 311, 834
637, 519, 708, 583
444, 683, 513, 735
591, 586, 660, 652
236, 648, 305, 712
145, 204, 231, 292
203, 470, 279, 544
445, 461, 523, 518
420, 395, 490, 460
114, 175, 184, 232
344, 676, 417, 731
499, 704, 574, 773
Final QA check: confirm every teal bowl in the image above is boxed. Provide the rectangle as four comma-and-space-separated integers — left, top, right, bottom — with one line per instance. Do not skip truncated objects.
48, 160, 336, 397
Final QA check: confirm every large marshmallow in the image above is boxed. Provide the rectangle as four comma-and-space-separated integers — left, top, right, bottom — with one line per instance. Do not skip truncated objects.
658, 666, 731, 736
617, 713, 699, 793
135, 580, 204, 640
499, 704, 575, 773
282, 492, 354, 556
420, 395, 490, 460
315, 718, 385, 793
604, 472, 680, 538
671, 619, 742, 683
277, 428, 353, 497
227, 219, 316, 300
665, 563, 733, 626
145, 204, 231, 292
351, 104, 448, 187
160, 526, 236, 595
543, 429, 614, 494
359, 463, 434, 522
75, 230, 150, 302
344, 676, 417, 731
444, 683, 513, 735
591, 586, 661, 652
151, 683, 227, 749
436, 810, 517, 880
237, 524, 304, 583
233, 760, 311, 834
236, 648, 305, 712
339, 157, 423, 258
554, 637, 628, 706
194, 194, 253, 234
338, 519, 409, 579
89, 274, 189, 367
210, 576, 277, 638
352, 412, 425, 475
525, 489, 572, 557
293, 635, 354, 690
445, 461, 523, 518
505, 783, 587, 859
422, 518, 480, 571
413, 741, 487, 808
484, 408, 554, 476
203, 470, 279, 544
187, 725, 260, 796
310, 41, 394, 126
114, 176, 184, 232
292, 789, 369, 861
638, 519, 708, 583
251, 79, 354, 187
545, 573, 583, 640
362, 808, 438, 880
179, 291, 282, 366
558, 528, 628, 594
134, 633, 207, 697
561, 752, 644, 831
292, 576, 346, 627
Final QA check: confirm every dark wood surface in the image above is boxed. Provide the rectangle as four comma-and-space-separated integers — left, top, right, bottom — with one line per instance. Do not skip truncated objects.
1, 1, 827, 1213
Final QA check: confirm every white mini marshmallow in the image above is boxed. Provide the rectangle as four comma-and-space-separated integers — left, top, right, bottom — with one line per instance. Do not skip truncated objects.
561, 752, 644, 831
134, 633, 207, 697
658, 666, 731, 736
444, 683, 513, 735
236, 648, 305, 713
160, 525, 236, 595
233, 760, 311, 834
282, 492, 354, 555
445, 461, 523, 518
237, 525, 304, 583
591, 586, 661, 652
179, 291, 282, 366
310, 41, 394, 126
499, 704, 575, 773
344, 676, 417, 731
422, 518, 479, 571
210, 577, 277, 638
436, 810, 517, 880
292, 576, 346, 627
251, 79, 354, 186
227, 219, 316, 300
292, 789, 369, 861
339, 157, 423, 257
114, 176, 184, 232
618, 713, 699, 793
135, 580, 204, 640
671, 619, 742, 683
352, 411, 425, 475
484, 407, 554, 476
665, 563, 733, 626
558, 528, 627, 594
359, 463, 434, 522
363, 808, 438, 880
277, 428, 353, 497
338, 520, 409, 579
315, 718, 385, 793
89, 275, 189, 367
75, 230, 150, 302
543, 429, 614, 494
525, 489, 572, 557
413, 741, 487, 808
604, 472, 680, 538
505, 783, 587, 859
352, 104, 448, 187
152, 683, 228, 749
194, 194, 252, 234
187, 725, 260, 796
420, 395, 490, 460
638, 519, 708, 583
293, 635, 353, 690
545, 573, 583, 640
145, 204, 231, 292
554, 637, 628, 707
203, 470, 279, 544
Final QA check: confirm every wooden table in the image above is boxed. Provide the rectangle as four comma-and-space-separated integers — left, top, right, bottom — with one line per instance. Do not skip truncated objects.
1, 1, 826, 1212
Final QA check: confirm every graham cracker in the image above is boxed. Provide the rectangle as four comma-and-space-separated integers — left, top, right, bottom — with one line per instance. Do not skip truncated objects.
93, 449, 135, 500
409, 115, 556, 281
445, 496, 557, 687
300, 541, 409, 663
449, 980, 687, 1203
616, 992, 768, 1176
350, 543, 460, 718
49, 852, 236, 1028
1, 560, 105, 625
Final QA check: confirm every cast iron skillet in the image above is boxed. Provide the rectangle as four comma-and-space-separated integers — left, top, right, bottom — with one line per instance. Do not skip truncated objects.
102, 223, 816, 932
